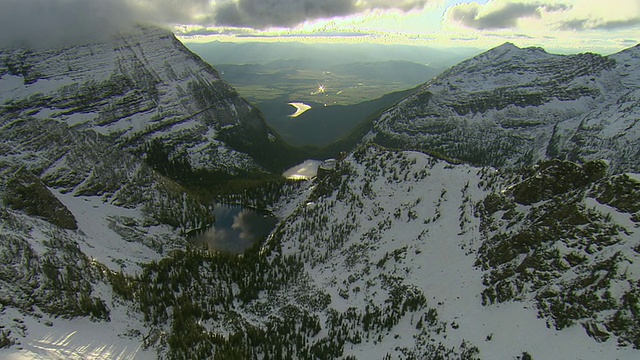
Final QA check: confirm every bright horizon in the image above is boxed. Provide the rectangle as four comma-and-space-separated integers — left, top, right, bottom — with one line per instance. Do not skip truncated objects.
0, 1, 638, 55
174, 0, 640, 55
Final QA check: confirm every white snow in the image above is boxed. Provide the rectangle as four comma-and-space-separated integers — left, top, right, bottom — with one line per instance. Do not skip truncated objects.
0, 75, 74, 104
0, 186, 179, 359
51, 189, 179, 274
62, 112, 98, 127
626, 173, 640, 183
0, 294, 155, 360
31, 108, 57, 120
0, 75, 25, 102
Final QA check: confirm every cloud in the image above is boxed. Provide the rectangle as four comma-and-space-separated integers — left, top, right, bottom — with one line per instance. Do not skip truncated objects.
232, 210, 256, 240
594, 18, 640, 30
0, 0, 434, 48
447, 0, 640, 33
212, 0, 431, 28
449, 1, 569, 30
213, 0, 352, 28
620, 38, 640, 45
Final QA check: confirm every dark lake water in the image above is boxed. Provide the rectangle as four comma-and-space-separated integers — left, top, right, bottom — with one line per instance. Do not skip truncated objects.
189, 204, 277, 254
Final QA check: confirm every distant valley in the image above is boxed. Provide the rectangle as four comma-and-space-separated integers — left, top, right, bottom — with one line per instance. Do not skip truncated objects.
215, 60, 436, 147
253, 87, 417, 147
213, 60, 440, 105
186, 41, 477, 147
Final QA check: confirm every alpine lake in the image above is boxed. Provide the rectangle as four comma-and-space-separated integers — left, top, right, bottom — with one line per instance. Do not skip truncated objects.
189, 160, 324, 253
189, 204, 278, 254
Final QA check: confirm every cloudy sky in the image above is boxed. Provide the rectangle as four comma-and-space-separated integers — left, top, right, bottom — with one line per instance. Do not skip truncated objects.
1, 0, 638, 53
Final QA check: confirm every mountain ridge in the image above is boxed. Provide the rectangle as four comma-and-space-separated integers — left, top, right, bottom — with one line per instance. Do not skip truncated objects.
369, 42, 640, 173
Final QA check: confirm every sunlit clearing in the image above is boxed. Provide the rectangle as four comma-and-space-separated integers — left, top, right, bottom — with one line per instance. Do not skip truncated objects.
282, 160, 323, 180
287, 174, 311, 180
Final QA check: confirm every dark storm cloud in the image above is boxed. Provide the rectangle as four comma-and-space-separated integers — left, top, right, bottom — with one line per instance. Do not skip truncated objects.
0, 0, 223, 48
174, 27, 251, 37
0, 0, 145, 48
556, 18, 588, 31
620, 39, 640, 45
141, 0, 216, 25
451, 2, 570, 30
0, 0, 432, 48
212, 0, 431, 28
451, 3, 539, 29
214, 0, 354, 28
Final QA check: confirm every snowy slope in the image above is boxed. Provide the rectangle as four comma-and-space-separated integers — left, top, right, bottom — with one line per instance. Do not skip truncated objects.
0, 202, 175, 359
0, 299, 155, 360
0, 148, 199, 358
3, 145, 638, 359
370, 42, 640, 173
266, 145, 640, 359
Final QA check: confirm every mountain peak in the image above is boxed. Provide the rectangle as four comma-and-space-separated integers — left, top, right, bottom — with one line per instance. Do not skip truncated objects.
495, 41, 519, 50
610, 42, 640, 61
486, 42, 521, 56
481, 42, 550, 60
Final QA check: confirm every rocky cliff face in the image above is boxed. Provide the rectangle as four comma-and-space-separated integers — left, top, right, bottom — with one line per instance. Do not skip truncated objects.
371, 43, 640, 173
0, 26, 277, 275
0, 25, 284, 177
0, 24, 290, 278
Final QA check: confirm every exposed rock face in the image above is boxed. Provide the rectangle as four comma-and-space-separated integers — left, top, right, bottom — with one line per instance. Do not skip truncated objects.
371, 42, 640, 173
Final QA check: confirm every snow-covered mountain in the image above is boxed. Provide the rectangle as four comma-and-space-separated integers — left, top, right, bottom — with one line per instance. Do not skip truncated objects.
0, 25, 287, 358
370, 42, 640, 173
0, 24, 293, 276
1, 37, 639, 360
263, 146, 639, 359
0, 25, 288, 176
